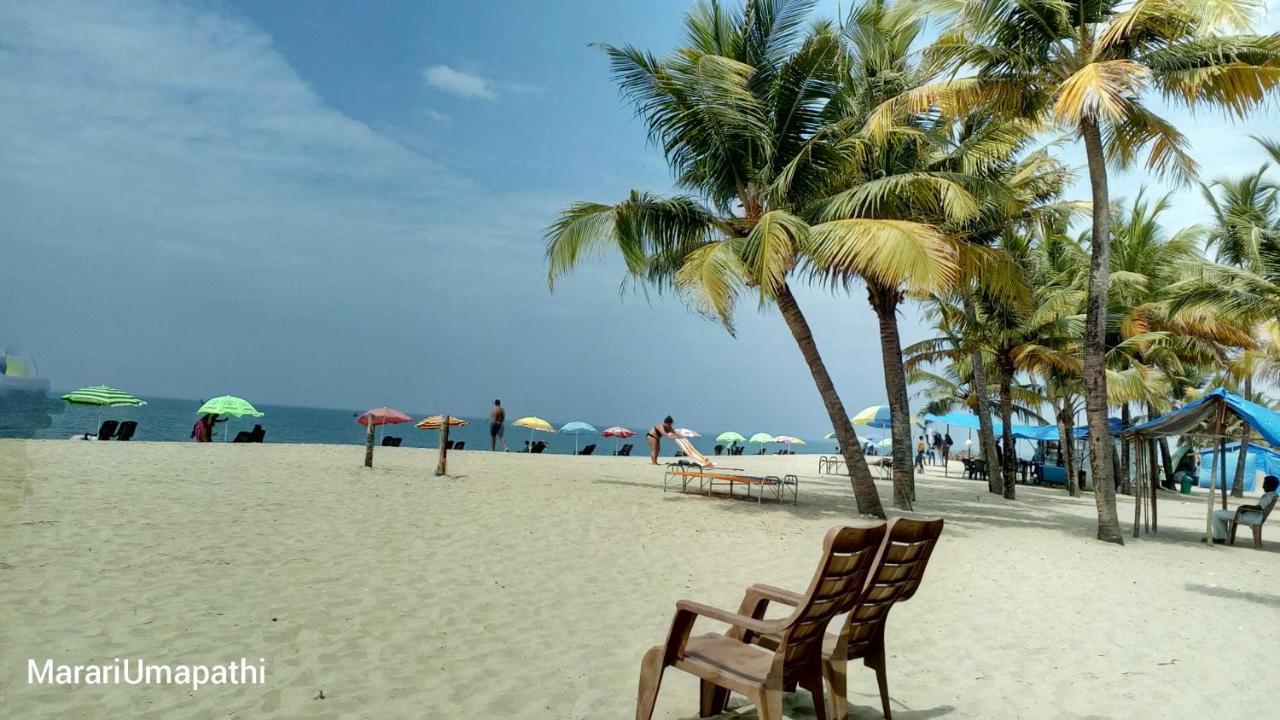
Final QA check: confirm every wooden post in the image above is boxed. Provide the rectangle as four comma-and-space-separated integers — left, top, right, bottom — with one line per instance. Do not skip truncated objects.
364, 413, 375, 468
1204, 403, 1226, 544
1149, 439, 1159, 534
1132, 432, 1141, 538
435, 416, 451, 477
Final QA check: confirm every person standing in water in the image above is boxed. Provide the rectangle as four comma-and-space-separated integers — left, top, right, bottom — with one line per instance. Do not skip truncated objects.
489, 399, 507, 451
647, 415, 677, 465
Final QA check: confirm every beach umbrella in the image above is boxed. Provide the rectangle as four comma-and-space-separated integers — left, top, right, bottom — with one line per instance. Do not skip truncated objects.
775, 435, 806, 445
716, 431, 745, 444
878, 437, 893, 448
560, 421, 598, 453
197, 395, 263, 442
61, 385, 147, 433
601, 426, 635, 453
748, 432, 776, 449
513, 416, 556, 447
675, 428, 701, 438
416, 415, 469, 476
357, 407, 412, 468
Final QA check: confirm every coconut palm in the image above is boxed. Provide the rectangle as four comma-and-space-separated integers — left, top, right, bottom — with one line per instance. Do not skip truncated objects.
544, 0, 963, 517
884, 0, 1280, 543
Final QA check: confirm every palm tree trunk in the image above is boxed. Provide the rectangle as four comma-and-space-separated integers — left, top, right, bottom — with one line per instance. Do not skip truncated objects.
997, 351, 1017, 500
963, 292, 1002, 494
869, 282, 914, 509
1119, 404, 1131, 495
776, 283, 885, 518
1055, 402, 1077, 497
1080, 116, 1123, 544
1231, 374, 1253, 497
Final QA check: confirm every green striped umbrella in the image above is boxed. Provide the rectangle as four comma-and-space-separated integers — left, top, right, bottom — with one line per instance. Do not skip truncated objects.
61, 386, 146, 436
61, 386, 147, 407
197, 395, 264, 442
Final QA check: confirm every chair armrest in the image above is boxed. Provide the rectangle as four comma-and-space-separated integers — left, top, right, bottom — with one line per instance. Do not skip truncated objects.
747, 583, 803, 606
729, 584, 802, 643
1233, 505, 1262, 519
675, 600, 782, 637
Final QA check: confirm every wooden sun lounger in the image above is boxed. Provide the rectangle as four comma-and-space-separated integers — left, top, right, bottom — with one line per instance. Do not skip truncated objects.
636, 524, 887, 720
663, 463, 798, 504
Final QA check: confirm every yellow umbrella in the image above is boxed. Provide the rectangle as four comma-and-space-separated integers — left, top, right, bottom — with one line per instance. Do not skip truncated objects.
513, 416, 555, 446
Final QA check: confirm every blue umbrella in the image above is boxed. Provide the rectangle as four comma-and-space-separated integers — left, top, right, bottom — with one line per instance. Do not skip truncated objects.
559, 421, 598, 453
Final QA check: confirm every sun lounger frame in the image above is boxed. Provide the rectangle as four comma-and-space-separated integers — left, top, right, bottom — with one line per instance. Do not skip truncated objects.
663, 463, 798, 504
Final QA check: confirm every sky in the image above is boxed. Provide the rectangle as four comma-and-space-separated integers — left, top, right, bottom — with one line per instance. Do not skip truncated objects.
3, 0, 1279, 437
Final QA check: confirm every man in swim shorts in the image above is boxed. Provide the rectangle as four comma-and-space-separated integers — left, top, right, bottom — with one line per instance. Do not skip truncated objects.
489, 399, 507, 451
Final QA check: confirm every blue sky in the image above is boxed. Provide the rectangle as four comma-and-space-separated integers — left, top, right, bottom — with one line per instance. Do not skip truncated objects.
3, 0, 1279, 437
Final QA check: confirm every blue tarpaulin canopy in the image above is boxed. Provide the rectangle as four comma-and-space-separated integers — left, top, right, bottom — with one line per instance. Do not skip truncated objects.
1194, 441, 1280, 493
1123, 388, 1280, 446
922, 412, 1118, 442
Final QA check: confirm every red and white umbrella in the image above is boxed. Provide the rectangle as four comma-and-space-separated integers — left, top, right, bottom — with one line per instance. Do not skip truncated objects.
358, 407, 412, 468
602, 426, 635, 453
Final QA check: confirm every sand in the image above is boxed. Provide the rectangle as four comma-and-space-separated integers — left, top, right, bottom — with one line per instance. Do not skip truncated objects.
1, 439, 1276, 719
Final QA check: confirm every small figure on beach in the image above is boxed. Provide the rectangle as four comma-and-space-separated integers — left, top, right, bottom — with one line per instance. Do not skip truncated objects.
191, 413, 224, 442
1208, 475, 1278, 543
915, 435, 926, 472
646, 415, 677, 465
489, 399, 507, 451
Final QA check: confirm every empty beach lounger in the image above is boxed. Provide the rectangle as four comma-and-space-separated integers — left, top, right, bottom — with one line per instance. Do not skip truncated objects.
578, 443, 595, 456
739, 516, 944, 720
381, 436, 395, 447
454, 441, 465, 450
636, 524, 887, 720
391, 437, 403, 447
115, 421, 137, 441
95, 420, 119, 441
233, 430, 254, 443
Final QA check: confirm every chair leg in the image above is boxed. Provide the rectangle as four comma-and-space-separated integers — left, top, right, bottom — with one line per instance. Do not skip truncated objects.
800, 671, 828, 720
822, 657, 849, 720
699, 680, 729, 718
635, 646, 666, 720
1229, 521, 1238, 545
1254, 525, 1263, 549
865, 649, 892, 720
755, 687, 785, 720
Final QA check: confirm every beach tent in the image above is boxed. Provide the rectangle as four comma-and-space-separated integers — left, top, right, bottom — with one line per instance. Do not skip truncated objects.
1194, 442, 1280, 493
1123, 387, 1280, 542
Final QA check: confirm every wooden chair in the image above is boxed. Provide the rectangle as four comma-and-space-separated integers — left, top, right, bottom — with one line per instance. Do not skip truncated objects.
635, 524, 887, 720
738, 517, 944, 720
1229, 495, 1277, 549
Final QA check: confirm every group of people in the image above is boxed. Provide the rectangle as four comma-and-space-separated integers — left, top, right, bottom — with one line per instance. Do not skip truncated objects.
915, 431, 954, 472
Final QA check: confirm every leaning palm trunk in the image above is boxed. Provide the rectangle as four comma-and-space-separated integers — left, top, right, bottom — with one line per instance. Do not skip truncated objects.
964, 293, 1002, 494
1055, 403, 1077, 498
776, 284, 885, 518
869, 282, 914, 509
996, 352, 1017, 500
1081, 117, 1122, 544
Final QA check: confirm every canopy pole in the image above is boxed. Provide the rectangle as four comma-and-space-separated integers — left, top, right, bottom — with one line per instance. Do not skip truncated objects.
1132, 434, 1142, 538
364, 413, 376, 468
436, 416, 451, 477
1149, 438, 1159, 534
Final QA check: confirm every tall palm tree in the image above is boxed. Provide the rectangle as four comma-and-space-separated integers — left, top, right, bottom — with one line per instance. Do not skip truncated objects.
886, 0, 1280, 543
545, 0, 956, 517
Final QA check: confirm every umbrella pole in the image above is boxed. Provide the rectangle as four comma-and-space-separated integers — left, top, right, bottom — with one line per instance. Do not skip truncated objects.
436, 416, 451, 476
364, 413, 375, 468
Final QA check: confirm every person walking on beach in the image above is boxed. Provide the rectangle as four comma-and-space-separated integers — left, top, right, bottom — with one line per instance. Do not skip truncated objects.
915, 435, 926, 473
489, 399, 507, 451
646, 416, 677, 465
941, 432, 952, 466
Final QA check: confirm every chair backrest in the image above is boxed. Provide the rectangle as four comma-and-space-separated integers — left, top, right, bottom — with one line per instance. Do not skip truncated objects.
770, 524, 887, 677
116, 421, 137, 441
392, 437, 403, 447
233, 431, 252, 443
250, 424, 265, 442
382, 436, 394, 447
836, 516, 944, 659
97, 420, 119, 440
1260, 492, 1277, 522
455, 441, 465, 450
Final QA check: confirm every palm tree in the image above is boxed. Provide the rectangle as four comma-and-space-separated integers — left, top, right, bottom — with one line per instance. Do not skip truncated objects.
545, 0, 957, 517
887, 0, 1280, 543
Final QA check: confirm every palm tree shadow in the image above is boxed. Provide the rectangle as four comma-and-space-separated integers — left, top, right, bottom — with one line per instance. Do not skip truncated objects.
1184, 583, 1280, 608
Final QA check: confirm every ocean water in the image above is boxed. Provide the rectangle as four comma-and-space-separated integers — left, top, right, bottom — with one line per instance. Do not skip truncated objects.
2, 393, 833, 456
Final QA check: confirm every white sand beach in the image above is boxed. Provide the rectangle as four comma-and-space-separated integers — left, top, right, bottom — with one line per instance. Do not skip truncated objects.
1, 440, 1276, 719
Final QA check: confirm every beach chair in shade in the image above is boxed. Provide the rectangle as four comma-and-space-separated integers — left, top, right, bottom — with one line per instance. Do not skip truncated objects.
381, 436, 395, 447
390, 437, 403, 447
578, 443, 596, 456
531, 441, 547, 454
233, 430, 253, 443
445, 440, 456, 450
454, 441, 465, 450
1229, 493, 1277, 548
636, 524, 887, 720
738, 517, 944, 720
249, 424, 266, 443
115, 421, 138, 441
95, 420, 119, 441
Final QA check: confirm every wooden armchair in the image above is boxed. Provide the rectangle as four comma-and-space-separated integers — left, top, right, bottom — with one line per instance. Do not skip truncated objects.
738, 517, 944, 720
1229, 495, 1277, 549
635, 524, 887, 720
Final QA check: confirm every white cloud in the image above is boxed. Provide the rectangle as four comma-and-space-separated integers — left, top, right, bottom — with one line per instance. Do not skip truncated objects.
421, 64, 496, 100
426, 109, 451, 123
